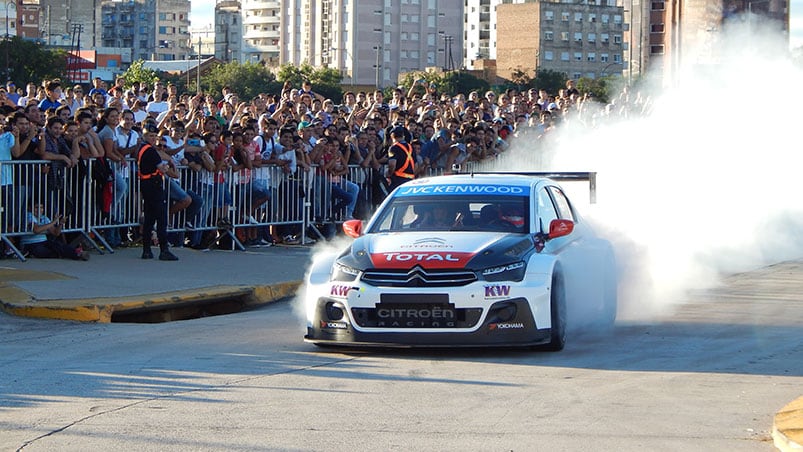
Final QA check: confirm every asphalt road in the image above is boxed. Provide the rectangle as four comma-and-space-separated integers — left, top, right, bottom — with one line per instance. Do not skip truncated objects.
0, 261, 801, 451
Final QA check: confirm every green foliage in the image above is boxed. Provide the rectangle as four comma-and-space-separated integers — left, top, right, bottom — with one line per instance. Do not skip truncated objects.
509, 68, 533, 90
533, 69, 568, 95
275, 63, 343, 100
576, 76, 615, 104
0, 37, 66, 86
439, 71, 490, 96
121, 60, 160, 89
202, 61, 280, 100
398, 70, 489, 98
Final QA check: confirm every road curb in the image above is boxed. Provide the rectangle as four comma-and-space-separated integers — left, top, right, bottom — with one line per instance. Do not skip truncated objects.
0, 281, 303, 323
774, 396, 803, 452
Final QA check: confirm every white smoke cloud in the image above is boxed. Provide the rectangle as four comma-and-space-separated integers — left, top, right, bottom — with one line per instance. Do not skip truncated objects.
500, 19, 803, 320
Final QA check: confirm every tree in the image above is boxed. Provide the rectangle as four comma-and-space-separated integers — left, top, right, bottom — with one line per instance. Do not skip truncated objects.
120, 60, 161, 90
275, 63, 343, 101
439, 71, 490, 96
0, 37, 66, 86
201, 61, 280, 100
576, 76, 615, 104
532, 69, 568, 95
509, 68, 533, 91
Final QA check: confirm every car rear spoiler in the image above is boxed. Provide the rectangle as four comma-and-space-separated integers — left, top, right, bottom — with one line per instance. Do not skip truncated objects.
466, 171, 598, 204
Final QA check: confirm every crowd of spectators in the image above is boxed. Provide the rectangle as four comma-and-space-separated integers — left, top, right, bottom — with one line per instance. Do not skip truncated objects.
1, 72, 642, 259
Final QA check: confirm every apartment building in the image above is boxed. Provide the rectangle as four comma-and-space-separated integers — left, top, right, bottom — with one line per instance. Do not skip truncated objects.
280, 0, 463, 88
215, 0, 242, 62
240, 0, 280, 65
464, 0, 499, 69
496, 0, 625, 80
99, 0, 191, 61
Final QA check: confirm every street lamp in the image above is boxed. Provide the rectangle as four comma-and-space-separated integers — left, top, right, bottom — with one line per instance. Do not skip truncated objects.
600, 62, 621, 77
4, 0, 16, 82
373, 45, 382, 89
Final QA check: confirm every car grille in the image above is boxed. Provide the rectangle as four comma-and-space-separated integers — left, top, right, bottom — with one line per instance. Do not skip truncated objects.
361, 266, 477, 287
352, 303, 482, 328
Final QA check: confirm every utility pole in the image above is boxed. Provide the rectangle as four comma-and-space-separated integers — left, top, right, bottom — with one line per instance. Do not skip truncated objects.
197, 35, 201, 93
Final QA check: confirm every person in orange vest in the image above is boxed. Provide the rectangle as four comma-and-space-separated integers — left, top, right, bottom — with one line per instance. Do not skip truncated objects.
137, 125, 178, 261
385, 126, 415, 192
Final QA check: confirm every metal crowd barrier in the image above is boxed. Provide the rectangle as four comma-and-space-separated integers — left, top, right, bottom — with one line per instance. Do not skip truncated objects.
1, 158, 453, 262
0, 160, 105, 262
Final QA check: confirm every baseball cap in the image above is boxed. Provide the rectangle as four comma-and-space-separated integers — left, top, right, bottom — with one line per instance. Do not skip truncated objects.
297, 120, 311, 131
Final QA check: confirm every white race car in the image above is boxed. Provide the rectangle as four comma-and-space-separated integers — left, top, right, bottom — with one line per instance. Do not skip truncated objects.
304, 173, 616, 350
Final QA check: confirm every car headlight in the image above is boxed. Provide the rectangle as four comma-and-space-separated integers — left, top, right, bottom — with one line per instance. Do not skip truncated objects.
481, 261, 526, 282
331, 262, 360, 282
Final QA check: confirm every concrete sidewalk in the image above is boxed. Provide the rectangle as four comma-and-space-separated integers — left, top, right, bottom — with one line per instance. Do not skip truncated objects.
0, 245, 310, 322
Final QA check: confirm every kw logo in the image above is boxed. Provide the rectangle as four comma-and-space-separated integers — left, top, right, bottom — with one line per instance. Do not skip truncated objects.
484, 285, 511, 298
330, 285, 354, 297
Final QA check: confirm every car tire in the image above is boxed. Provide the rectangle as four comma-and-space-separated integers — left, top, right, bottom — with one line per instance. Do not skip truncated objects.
544, 271, 566, 351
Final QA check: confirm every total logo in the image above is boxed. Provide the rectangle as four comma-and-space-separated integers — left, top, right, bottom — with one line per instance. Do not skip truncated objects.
484, 285, 511, 299
489, 322, 525, 330
370, 252, 473, 269
320, 320, 348, 330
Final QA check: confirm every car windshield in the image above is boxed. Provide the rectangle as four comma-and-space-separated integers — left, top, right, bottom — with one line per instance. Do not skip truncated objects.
369, 194, 530, 233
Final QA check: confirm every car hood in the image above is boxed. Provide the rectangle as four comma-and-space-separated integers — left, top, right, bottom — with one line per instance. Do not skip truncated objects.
340, 232, 534, 271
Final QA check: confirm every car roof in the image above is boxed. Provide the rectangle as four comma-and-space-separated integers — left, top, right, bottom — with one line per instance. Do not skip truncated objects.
406, 173, 548, 189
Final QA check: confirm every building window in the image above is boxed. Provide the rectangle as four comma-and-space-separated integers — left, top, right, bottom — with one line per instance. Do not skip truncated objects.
574, 12, 583, 22
544, 50, 554, 61
601, 14, 609, 24
573, 72, 582, 79
613, 54, 622, 63
601, 33, 609, 43
574, 52, 582, 61
651, 23, 665, 33
561, 32, 569, 41
600, 53, 609, 62
613, 35, 622, 44
588, 33, 596, 43
561, 52, 569, 61
561, 12, 570, 22
588, 13, 596, 23
545, 11, 554, 21
614, 15, 623, 24
652, 2, 665, 10
574, 32, 582, 42
587, 52, 596, 62
545, 31, 554, 40
651, 45, 665, 54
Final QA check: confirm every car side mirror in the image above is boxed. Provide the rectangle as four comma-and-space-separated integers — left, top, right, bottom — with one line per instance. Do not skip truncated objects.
342, 219, 364, 238
548, 219, 574, 239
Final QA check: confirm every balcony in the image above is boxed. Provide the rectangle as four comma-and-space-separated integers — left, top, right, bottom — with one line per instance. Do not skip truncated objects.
243, 14, 280, 26
242, 0, 280, 9
243, 29, 280, 40
243, 43, 280, 54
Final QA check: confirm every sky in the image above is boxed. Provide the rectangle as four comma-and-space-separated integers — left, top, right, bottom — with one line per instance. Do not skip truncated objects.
190, 0, 803, 49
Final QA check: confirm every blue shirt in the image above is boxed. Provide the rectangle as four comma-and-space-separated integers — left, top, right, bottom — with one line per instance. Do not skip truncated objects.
38, 98, 62, 112
0, 132, 14, 186
20, 212, 50, 246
